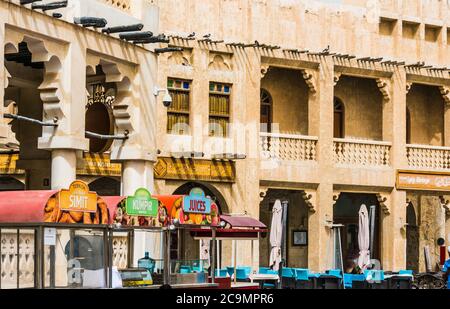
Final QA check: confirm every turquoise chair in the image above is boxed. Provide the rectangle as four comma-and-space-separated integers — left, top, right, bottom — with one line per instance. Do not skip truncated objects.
343, 274, 353, 289
281, 267, 295, 278
295, 269, 314, 289
327, 269, 343, 279
180, 266, 192, 274
216, 268, 228, 277
226, 267, 235, 277
235, 268, 249, 281
399, 270, 413, 276
294, 269, 309, 281
241, 266, 252, 277
364, 270, 385, 281
259, 267, 270, 274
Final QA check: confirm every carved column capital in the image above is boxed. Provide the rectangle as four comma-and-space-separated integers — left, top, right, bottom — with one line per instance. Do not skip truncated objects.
301, 190, 316, 213
376, 78, 391, 102
439, 86, 450, 106
301, 69, 317, 94
334, 72, 342, 86
376, 193, 390, 215
261, 64, 271, 79
439, 196, 450, 215
406, 82, 413, 94
259, 187, 269, 202
332, 191, 341, 205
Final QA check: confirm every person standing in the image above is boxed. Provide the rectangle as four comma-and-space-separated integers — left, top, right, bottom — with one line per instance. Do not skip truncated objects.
443, 247, 450, 289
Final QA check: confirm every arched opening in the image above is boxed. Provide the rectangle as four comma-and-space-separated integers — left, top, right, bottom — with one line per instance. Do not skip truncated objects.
333, 193, 381, 271
334, 97, 345, 138
406, 202, 419, 272
0, 176, 25, 191
88, 177, 121, 196
170, 182, 228, 269
260, 89, 273, 133
85, 66, 116, 153
3, 40, 50, 190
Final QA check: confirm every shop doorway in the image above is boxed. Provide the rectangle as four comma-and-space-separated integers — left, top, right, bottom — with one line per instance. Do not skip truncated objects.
171, 182, 227, 265
259, 189, 309, 269
88, 177, 121, 196
406, 202, 419, 273
333, 193, 381, 270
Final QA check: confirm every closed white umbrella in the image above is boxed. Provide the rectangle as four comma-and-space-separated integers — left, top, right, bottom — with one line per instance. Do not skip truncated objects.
269, 199, 283, 271
357, 204, 370, 270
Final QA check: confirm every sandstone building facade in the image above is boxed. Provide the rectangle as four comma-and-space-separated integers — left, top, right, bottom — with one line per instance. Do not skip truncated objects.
0, 0, 449, 273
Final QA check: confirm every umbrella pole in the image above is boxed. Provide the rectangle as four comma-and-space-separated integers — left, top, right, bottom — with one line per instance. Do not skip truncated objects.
234, 240, 237, 284
369, 205, 376, 261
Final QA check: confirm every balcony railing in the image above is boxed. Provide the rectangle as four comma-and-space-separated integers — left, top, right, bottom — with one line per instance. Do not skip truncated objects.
260, 133, 318, 162
333, 138, 391, 167
407, 144, 450, 170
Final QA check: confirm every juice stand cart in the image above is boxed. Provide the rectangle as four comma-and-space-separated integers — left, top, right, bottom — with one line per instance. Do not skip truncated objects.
155, 187, 221, 288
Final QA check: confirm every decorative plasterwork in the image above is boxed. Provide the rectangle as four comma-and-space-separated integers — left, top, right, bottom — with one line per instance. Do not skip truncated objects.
261, 64, 270, 79
376, 78, 391, 102
376, 193, 390, 215
334, 72, 341, 86
39, 56, 64, 121
406, 82, 413, 94
208, 53, 232, 71
301, 69, 317, 94
168, 50, 192, 66
439, 196, 450, 216
332, 191, 341, 205
4, 67, 11, 89
439, 86, 450, 106
259, 187, 268, 202
301, 190, 316, 213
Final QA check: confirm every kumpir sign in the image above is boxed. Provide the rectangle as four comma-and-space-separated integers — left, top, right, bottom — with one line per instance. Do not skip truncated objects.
125, 188, 159, 217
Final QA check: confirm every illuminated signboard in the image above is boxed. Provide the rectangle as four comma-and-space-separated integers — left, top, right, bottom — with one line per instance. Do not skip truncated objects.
182, 188, 211, 215
59, 180, 97, 213
125, 188, 159, 217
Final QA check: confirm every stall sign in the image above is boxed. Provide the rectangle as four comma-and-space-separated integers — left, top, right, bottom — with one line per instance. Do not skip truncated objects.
183, 188, 211, 215
44, 228, 56, 246
397, 170, 450, 191
126, 188, 159, 217
59, 180, 97, 213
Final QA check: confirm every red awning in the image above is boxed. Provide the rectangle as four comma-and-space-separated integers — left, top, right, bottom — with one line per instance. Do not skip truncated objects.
220, 214, 267, 229
190, 228, 267, 240
101, 196, 126, 223
0, 190, 58, 223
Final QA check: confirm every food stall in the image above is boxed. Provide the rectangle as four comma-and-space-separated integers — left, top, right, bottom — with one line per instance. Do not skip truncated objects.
155, 188, 220, 288
103, 188, 168, 288
0, 180, 110, 289
190, 214, 268, 289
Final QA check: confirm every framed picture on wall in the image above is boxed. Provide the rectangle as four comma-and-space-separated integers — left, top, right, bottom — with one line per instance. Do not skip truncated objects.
292, 230, 308, 246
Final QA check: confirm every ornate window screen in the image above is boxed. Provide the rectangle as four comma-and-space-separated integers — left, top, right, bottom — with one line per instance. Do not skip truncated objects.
209, 82, 231, 137
167, 78, 191, 135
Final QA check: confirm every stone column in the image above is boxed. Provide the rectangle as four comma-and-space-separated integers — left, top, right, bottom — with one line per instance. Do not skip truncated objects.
0, 9, 10, 138
37, 40, 89, 190
307, 56, 334, 272
121, 160, 155, 196
50, 149, 77, 190
380, 66, 407, 271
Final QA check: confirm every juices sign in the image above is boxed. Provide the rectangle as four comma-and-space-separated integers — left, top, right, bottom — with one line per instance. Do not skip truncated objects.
59, 180, 98, 213
182, 188, 211, 215
126, 188, 158, 217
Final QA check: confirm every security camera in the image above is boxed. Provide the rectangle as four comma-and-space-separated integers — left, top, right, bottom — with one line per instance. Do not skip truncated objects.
154, 87, 173, 108
162, 91, 173, 108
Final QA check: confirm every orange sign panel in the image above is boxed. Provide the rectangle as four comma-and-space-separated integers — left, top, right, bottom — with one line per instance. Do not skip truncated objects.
59, 180, 98, 213
397, 170, 450, 191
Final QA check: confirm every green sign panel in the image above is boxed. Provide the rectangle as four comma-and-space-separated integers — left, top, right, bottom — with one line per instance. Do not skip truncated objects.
125, 188, 158, 217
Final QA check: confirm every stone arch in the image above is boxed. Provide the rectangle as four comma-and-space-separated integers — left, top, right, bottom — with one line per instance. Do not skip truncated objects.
85, 58, 135, 153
